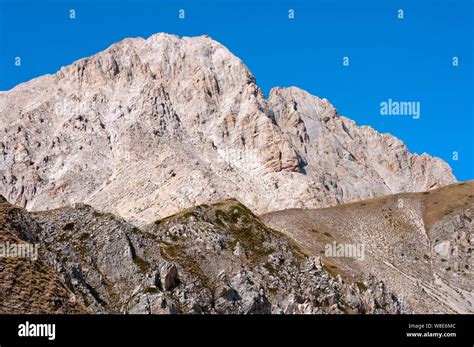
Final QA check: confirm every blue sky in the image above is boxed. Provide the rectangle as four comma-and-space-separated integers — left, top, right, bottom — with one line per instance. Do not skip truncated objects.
1, 0, 473, 180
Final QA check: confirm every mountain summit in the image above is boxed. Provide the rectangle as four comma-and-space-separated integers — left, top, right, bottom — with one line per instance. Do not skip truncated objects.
0, 33, 455, 224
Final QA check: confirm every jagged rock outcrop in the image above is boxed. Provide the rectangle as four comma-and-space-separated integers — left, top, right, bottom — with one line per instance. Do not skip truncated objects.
0, 197, 404, 314
0, 33, 455, 225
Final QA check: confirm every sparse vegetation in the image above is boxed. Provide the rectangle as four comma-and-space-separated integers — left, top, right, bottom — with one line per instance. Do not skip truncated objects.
143, 287, 160, 294
356, 281, 368, 292
63, 222, 75, 231
79, 232, 90, 241
133, 255, 151, 273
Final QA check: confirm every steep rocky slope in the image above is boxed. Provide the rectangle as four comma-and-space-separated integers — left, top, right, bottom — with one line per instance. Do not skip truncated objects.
0, 196, 404, 314
0, 196, 85, 313
0, 33, 455, 225
262, 181, 474, 313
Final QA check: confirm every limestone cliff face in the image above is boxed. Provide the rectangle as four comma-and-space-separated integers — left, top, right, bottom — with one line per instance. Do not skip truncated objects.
0, 33, 455, 224
269, 87, 455, 206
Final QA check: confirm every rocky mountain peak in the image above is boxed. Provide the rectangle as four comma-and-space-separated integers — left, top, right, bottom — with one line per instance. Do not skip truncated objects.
0, 33, 455, 225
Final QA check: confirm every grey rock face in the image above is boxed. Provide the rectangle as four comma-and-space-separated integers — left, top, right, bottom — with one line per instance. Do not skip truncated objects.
0, 196, 405, 314
160, 262, 179, 291
0, 33, 455, 225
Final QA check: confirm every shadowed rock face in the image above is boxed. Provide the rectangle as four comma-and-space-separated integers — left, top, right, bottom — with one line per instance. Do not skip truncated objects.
0, 33, 455, 225
0, 197, 404, 314
262, 181, 474, 314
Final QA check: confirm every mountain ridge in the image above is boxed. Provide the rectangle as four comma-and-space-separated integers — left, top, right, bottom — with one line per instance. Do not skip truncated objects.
262, 181, 474, 313
0, 193, 405, 314
0, 32, 455, 225
1, 180, 471, 314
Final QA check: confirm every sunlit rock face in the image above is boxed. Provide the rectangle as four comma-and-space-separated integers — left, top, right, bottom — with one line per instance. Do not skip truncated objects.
0, 33, 455, 225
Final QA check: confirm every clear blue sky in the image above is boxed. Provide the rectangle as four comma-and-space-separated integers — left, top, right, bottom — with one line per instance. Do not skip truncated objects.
1, 0, 473, 180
